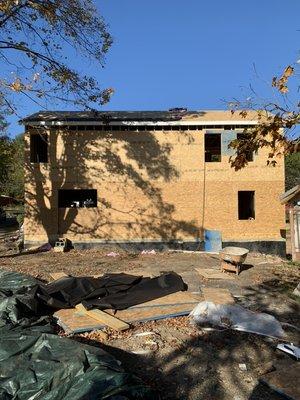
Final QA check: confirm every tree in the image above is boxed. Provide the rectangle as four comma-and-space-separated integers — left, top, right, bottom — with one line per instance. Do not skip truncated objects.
285, 152, 300, 190
6, 134, 24, 198
229, 66, 300, 170
0, 133, 23, 198
0, 134, 11, 191
0, 0, 113, 120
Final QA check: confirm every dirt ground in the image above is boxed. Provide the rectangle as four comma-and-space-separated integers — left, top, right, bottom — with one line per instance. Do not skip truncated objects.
0, 247, 299, 400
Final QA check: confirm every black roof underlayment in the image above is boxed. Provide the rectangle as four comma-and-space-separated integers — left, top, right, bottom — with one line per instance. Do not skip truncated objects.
21, 109, 193, 123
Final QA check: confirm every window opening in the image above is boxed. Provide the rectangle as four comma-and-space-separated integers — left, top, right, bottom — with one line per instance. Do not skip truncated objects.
205, 133, 221, 162
58, 189, 97, 208
238, 191, 255, 220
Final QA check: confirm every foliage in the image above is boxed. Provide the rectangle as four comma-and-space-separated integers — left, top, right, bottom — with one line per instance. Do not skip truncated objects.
0, 133, 24, 199
285, 152, 300, 190
0, 134, 11, 188
0, 0, 113, 117
229, 66, 300, 170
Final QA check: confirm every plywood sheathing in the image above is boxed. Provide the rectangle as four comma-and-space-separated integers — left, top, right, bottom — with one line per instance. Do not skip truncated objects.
49, 272, 69, 280
75, 303, 130, 331
202, 288, 235, 304
195, 267, 234, 280
24, 124, 285, 244
54, 308, 105, 334
50, 272, 202, 333
54, 291, 202, 333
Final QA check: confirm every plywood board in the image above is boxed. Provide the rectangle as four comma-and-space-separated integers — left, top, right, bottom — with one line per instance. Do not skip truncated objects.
54, 293, 200, 333
260, 364, 300, 400
54, 308, 105, 334
202, 288, 234, 304
108, 302, 197, 323
54, 303, 195, 333
195, 267, 234, 280
49, 272, 68, 280
128, 291, 202, 309
75, 303, 130, 331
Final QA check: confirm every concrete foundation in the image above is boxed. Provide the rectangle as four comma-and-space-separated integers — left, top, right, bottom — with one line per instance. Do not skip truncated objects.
24, 239, 286, 256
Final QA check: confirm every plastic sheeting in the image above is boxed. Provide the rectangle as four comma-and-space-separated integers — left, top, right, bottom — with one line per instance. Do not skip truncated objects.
0, 270, 157, 399
0, 330, 155, 400
190, 301, 285, 338
34, 272, 187, 311
0, 271, 187, 326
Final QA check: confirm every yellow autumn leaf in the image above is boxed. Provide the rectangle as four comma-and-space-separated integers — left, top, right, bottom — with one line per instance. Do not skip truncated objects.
283, 65, 294, 78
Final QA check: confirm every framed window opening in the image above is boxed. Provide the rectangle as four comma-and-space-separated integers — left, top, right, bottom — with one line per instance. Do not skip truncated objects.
30, 133, 48, 163
205, 133, 221, 162
238, 191, 255, 220
58, 189, 97, 208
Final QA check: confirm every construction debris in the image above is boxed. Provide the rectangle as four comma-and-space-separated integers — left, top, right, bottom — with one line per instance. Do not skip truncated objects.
190, 301, 286, 338
293, 282, 300, 297
202, 287, 235, 305
195, 267, 234, 280
106, 251, 119, 257
238, 363, 247, 371
54, 290, 201, 334
53, 238, 72, 252
277, 343, 300, 360
141, 249, 157, 255
75, 303, 130, 331
0, 269, 157, 399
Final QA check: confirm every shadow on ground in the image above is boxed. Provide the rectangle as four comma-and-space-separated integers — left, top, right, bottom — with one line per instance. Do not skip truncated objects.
74, 278, 299, 400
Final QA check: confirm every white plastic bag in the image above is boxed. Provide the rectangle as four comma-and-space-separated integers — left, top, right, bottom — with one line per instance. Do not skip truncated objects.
190, 301, 285, 338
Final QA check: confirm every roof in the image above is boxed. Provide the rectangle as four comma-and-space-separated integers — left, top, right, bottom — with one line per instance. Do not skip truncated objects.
21, 110, 260, 125
280, 185, 300, 204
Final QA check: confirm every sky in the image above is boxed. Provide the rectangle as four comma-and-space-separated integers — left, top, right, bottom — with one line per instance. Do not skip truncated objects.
5, 0, 300, 136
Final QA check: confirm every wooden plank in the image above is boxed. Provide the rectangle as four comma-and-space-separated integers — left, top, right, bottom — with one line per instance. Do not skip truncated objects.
55, 300, 199, 333
260, 364, 300, 400
75, 303, 130, 331
55, 304, 193, 332
54, 308, 107, 336
202, 288, 235, 304
195, 267, 234, 280
49, 272, 68, 280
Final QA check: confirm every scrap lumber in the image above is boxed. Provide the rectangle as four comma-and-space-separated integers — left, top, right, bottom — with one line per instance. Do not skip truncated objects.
202, 288, 235, 305
108, 302, 197, 323
107, 292, 202, 323
54, 292, 202, 333
195, 267, 234, 280
128, 291, 201, 309
75, 303, 130, 331
49, 272, 68, 280
54, 307, 106, 334
51, 272, 201, 332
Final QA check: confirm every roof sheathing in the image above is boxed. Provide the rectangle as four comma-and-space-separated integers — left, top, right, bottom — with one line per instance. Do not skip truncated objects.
22, 110, 259, 126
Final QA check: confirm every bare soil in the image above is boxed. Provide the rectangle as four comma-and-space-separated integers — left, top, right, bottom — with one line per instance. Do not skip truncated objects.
0, 247, 299, 400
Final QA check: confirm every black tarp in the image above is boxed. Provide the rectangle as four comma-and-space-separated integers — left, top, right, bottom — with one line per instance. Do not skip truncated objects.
0, 270, 158, 399
36, 272, 187, 311
0, 271, 187, 325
